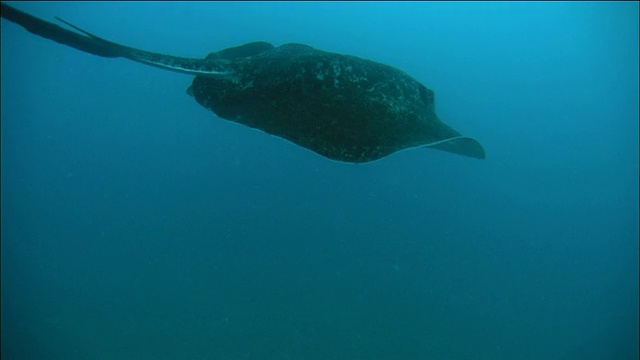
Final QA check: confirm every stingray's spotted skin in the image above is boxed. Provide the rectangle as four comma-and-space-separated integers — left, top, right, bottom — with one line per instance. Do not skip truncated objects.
1, 3, 485, 163
189, 43, 461, 162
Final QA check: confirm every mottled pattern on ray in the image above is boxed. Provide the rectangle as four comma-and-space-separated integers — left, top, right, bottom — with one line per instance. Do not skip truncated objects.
1, 2, 485, 163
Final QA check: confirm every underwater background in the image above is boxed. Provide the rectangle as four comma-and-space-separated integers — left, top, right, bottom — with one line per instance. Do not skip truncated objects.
1, 2, 638, 359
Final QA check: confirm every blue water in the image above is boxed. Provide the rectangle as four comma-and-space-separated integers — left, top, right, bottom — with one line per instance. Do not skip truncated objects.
1, 2, 638, 359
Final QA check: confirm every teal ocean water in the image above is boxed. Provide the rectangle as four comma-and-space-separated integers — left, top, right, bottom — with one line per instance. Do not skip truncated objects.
1, 2, 638, 359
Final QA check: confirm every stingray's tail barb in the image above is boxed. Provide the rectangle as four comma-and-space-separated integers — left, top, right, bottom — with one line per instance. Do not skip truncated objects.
1, 2, 230, 77
1, 2, 122, 57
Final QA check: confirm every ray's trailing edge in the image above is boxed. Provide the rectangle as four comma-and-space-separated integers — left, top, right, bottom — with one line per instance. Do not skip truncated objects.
1, 2, 486, 163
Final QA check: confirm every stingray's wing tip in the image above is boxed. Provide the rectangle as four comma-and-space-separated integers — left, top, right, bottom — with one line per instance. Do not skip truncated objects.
425, 136, 486, 159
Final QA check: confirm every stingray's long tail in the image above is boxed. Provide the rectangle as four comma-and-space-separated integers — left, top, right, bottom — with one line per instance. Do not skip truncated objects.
1, 2, 230, 77
1, 2, 122, 57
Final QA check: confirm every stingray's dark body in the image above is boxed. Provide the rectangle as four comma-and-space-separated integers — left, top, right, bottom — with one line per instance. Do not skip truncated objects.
190, 42, 457, 162
1, 2, 485, 163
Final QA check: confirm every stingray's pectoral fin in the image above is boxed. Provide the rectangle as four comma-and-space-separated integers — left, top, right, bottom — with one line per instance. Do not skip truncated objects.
424, 136, 486, 159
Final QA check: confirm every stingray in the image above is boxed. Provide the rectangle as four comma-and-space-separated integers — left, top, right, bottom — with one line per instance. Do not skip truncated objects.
1, 3, 485, 163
